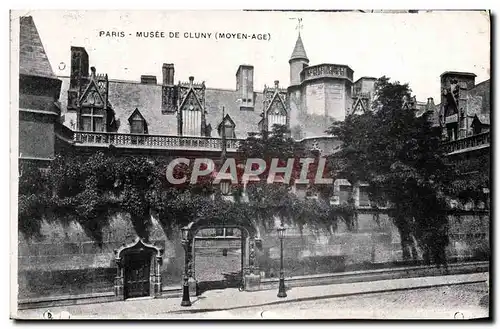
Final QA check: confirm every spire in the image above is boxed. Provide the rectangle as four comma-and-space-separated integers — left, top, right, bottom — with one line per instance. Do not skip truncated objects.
290, 34, 309, 62
289, 18, 308, 63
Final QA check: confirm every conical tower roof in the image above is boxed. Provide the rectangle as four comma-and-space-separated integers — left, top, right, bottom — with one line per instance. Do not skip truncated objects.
19, 16, 56, 78
289, 33, 309, 62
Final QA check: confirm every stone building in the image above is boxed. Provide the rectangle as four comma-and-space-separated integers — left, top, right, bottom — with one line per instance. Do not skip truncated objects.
16, 16, 490, 306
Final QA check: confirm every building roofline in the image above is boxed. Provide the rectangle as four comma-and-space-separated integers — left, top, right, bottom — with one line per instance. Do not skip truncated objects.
306, 63, 353, 71
440, 71, 477, 78
472, 78, 490, 89
56, 75, 267, 93
354, 76, 378, 84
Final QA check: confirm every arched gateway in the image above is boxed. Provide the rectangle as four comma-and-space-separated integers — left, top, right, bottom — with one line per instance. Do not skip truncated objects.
183, 216, 262, 294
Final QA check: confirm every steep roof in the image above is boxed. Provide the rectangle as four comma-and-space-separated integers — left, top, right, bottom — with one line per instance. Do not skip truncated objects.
205, 88, 263, 138
467, 79, 490, 115
19, 16, 56, 78
290, 34, 309, 62
58, 77, 265, 139
473, 113, 490, 125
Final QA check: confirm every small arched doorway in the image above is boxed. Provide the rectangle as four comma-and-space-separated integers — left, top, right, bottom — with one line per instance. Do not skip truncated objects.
182, 218, 262, 294
114, 238, 163, 300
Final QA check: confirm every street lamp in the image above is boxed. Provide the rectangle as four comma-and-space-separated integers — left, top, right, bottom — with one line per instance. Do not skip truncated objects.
220, 180, 231, 195
180, 226, 191, 307
277, 224, 287, 298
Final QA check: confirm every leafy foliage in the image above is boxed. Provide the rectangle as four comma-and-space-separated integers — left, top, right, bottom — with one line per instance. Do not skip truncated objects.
327, 76, 456, 265
238, 125, 355, 233
18, 124, 356, 243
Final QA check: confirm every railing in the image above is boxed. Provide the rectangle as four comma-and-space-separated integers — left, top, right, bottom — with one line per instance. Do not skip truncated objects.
353, 92, 371, 99
300, 64, 354, 82
442, 131, 490, 154
73, 131, 242, 152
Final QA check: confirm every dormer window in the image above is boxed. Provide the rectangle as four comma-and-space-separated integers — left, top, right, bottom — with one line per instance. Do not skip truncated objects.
80, 107, 105, 132
128, 108, 147, 134
218, 114, 236, 139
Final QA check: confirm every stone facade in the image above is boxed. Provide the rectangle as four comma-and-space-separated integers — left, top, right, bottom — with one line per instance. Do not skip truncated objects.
16, 16, 490, 302
18, 207, 489, 300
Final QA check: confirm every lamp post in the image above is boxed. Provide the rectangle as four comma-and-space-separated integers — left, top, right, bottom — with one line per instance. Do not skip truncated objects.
180, 226, 191, 307
277, 224, 287, 298
220, 180, 231, 195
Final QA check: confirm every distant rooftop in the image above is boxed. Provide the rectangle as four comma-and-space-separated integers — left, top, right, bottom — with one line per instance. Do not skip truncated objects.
440, 71, 477, 78
354, 77, 378, 84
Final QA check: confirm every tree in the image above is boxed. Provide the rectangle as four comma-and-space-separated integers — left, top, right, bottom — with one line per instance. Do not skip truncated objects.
19, 124, 355, 244
327, 76, 452, 266
238, 124, 355, 234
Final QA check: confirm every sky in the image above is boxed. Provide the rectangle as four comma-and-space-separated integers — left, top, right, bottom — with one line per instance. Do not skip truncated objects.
12, 10, 490, 101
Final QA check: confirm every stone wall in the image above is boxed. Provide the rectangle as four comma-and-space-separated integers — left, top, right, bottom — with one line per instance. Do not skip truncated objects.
17, 210, 489, 300
19, 119, 55, 160
256, 213, 400, 278
17, 214, 185, 299
325, 81, 347, 121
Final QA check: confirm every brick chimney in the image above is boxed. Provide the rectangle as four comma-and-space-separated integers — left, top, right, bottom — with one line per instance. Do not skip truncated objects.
236, 65, 254, 108
162, 63, 175, 85
140, 75, 157, 85
70, 46, 89, 89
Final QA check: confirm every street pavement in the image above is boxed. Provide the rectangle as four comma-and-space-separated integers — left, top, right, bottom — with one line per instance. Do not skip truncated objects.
14, 272, 489, 320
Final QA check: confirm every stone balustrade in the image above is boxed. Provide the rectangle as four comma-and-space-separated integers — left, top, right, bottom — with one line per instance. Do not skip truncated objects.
443, 131, 490, 154
74, 131, 241, 151
300, 63, 354, 82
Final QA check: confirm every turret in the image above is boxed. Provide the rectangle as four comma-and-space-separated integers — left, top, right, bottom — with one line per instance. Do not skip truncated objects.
289, 34, 309, 86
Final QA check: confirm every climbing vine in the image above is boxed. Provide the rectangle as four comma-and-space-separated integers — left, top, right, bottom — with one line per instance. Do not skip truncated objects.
18, 150, 356, 244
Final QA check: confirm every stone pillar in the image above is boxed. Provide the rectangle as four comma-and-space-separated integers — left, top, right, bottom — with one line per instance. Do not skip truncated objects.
114, 258, 124, 300
244, 237, 261, 291
152, 255, 162, 297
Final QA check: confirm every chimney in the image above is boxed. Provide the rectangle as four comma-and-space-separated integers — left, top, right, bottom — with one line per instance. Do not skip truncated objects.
427, 97, 434, 105
162, 63, 175, 85
236, 65, 254, 108
70, 46, 89, 89
140, 75, 157, 85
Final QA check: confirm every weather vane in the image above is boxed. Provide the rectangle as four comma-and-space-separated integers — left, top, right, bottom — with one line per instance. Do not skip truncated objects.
289, 17, 303, 35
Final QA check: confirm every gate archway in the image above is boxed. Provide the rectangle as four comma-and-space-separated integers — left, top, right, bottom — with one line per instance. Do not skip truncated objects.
182, 217, 262, 294
193, 226, 244, 294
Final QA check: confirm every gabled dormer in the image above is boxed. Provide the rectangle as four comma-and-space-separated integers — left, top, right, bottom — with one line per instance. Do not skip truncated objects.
177, 76, 206, 136
351, 97, 368, 115
259, 80, 289, 132
471, 114, 490, 135
128, 108, 148, 134
218, 114, 236, 139
79, 78, 106, 108
77, 67, 114, 132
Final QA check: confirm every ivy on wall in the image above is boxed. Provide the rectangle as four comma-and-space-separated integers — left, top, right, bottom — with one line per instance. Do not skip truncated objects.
326, 76, 490, 266
18, 151, 356, 245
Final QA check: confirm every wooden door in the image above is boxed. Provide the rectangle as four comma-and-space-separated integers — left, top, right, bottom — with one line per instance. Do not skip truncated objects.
124, 251, 151, 299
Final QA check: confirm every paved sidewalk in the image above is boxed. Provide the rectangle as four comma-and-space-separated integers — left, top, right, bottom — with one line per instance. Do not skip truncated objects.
14, 272, 488, 319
